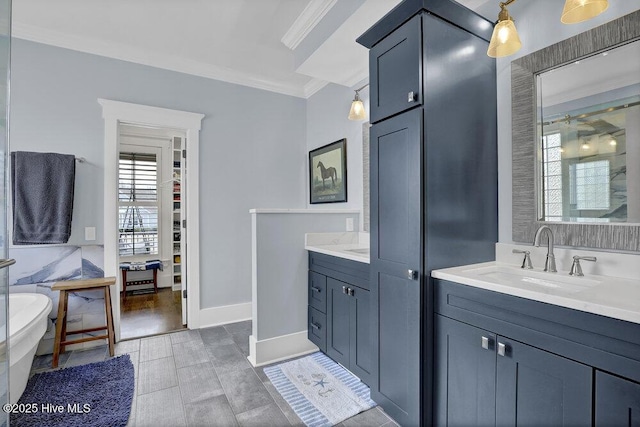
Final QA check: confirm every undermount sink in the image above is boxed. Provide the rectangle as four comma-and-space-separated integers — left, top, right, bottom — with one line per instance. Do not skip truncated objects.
461, 265, 601, 295
345, 248, 370, 255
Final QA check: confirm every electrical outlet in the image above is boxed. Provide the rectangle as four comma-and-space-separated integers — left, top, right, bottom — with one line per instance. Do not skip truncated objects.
346, 218, 354, 232
85, 227, 96, 241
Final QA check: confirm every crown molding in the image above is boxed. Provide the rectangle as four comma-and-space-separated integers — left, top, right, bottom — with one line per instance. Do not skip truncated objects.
13, 22, 311, 99
303, 78, 330, 98
343, 67, 369, 88
281, 0, 338, 50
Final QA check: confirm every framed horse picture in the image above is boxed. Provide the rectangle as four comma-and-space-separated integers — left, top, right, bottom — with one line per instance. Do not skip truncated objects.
309, 138, 347, 204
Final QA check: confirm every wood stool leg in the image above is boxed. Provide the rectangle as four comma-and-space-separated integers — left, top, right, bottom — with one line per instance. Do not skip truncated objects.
104, 285, 115, 357
60, 290, 70, 354
153, 268, 158, 293
52, 290, 67, 368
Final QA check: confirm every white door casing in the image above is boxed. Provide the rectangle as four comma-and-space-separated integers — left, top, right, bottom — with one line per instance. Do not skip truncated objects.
99, 99, 204, 340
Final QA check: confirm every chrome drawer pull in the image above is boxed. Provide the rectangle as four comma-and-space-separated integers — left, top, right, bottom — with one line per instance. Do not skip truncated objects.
311, 322, 321, 330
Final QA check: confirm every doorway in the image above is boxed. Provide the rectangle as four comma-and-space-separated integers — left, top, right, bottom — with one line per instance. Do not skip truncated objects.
117, 124, 186, 339
99, 99, 204, 342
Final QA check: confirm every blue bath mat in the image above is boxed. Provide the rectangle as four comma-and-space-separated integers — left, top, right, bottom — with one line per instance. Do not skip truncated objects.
263, 352, 376, 427
11, 354, 134, 427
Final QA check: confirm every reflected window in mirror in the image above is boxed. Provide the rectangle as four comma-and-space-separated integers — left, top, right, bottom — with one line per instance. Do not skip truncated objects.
536, 40, 640, 224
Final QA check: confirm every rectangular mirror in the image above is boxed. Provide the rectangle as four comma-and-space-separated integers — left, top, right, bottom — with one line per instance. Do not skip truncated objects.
511, 10, 640, 251
536, 41, 640, 224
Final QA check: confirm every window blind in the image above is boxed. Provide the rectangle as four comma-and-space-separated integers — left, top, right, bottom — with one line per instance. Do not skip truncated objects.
118, 152, 159, 257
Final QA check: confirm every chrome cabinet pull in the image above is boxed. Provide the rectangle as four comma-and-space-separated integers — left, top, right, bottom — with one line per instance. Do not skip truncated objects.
481, 336, 490, 350
348, 288, 355, 296
407, 269, 418, 280
0, 259, 16, 270
310, 322, 321, 330
408, 91, 416, 102
342, 286, 347, 294
311, 286, 322, 293
498, 342, 507, 357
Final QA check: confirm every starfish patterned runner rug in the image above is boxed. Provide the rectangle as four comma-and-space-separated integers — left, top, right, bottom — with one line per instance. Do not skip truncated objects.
263, 352, 376, 427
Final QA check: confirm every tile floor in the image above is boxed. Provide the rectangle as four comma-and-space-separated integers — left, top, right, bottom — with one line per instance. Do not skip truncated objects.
30, 320, 399, 427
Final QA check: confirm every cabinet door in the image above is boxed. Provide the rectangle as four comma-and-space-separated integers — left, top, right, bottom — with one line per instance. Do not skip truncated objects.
370, 108, 422, 426
596, 371, 640, 426
434, 315, 496, 427
496, 338, 592, 426
369, 14, 422, 123
326, 278, 351, 368
349, 286, 372, 386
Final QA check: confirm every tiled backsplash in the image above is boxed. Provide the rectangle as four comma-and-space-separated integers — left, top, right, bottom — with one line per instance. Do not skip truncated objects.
9, 245, 105, 355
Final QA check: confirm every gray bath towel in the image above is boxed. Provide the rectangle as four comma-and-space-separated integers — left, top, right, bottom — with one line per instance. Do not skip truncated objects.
11, 151, 76, 244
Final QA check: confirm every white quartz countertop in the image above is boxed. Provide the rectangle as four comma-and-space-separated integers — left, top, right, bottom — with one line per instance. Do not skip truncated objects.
304, 232, 370, 264
432, 261, 640, 325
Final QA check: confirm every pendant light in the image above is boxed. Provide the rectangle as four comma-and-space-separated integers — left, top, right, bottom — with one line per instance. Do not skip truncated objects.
486, 0, 610, 58
348, 84, 369, 121
561, 0, 609, 24
487, 1, 522, 58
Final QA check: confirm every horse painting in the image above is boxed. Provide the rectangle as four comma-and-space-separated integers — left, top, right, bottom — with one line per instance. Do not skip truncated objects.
317, 161, 337, 189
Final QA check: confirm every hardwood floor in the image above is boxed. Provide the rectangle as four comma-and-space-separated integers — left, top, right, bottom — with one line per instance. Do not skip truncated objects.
120, 288, 184, 340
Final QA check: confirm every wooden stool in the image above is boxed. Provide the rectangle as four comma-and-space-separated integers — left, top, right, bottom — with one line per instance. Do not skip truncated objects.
52, 277, 116, 368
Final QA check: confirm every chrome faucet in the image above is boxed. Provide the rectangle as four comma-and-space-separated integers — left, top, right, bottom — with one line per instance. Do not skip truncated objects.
533, 225, 557, 273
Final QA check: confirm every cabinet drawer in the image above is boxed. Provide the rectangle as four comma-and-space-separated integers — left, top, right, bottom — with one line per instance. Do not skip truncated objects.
308, 307, 326, 352
369, 14, 422, 123
309, 252, 370, 290
309, 271, 327, 313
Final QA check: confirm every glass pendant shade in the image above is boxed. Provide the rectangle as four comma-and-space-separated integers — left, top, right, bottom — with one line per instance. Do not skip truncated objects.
487, 19, 522, 58
348, 99, 366, 121
561, 0, 609, 24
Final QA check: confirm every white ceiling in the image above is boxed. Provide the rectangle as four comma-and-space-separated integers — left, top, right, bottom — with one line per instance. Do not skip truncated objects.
12, 0, 490, 98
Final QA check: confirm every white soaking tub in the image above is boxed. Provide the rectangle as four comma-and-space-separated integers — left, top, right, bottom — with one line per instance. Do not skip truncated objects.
0, 293, 53, 403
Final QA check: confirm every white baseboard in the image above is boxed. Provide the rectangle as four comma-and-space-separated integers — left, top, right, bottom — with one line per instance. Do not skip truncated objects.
198, 302, 252, 328
247, 330, 318, 367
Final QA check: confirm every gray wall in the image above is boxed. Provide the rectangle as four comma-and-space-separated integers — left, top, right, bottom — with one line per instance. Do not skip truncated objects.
496, 1, 640, 244
252, 211, 359, 341
9, 39, 307, 309
306, 82, 368, 216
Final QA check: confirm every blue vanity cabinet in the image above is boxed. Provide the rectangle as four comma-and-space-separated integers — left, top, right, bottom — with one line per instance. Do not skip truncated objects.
359, 1, 497, 424
308, 252, 372, 386
595, 371, 640, 426
369, 14, 422, 123
435, 278, 640, 426
435, 315, 591, 426
326, 277, 373, 385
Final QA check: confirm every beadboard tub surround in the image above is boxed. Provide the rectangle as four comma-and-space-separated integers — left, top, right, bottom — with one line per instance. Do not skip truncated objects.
305, 232, 370, 263
432, 243, 640, 325
249, 208, 360, 367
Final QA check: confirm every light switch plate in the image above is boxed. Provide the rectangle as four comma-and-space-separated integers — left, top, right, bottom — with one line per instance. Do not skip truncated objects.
346, 218, 354, 232
85, 227, 96, 241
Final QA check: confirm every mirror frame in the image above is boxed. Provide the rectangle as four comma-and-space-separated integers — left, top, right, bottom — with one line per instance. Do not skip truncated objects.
511, 10, 640, 252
